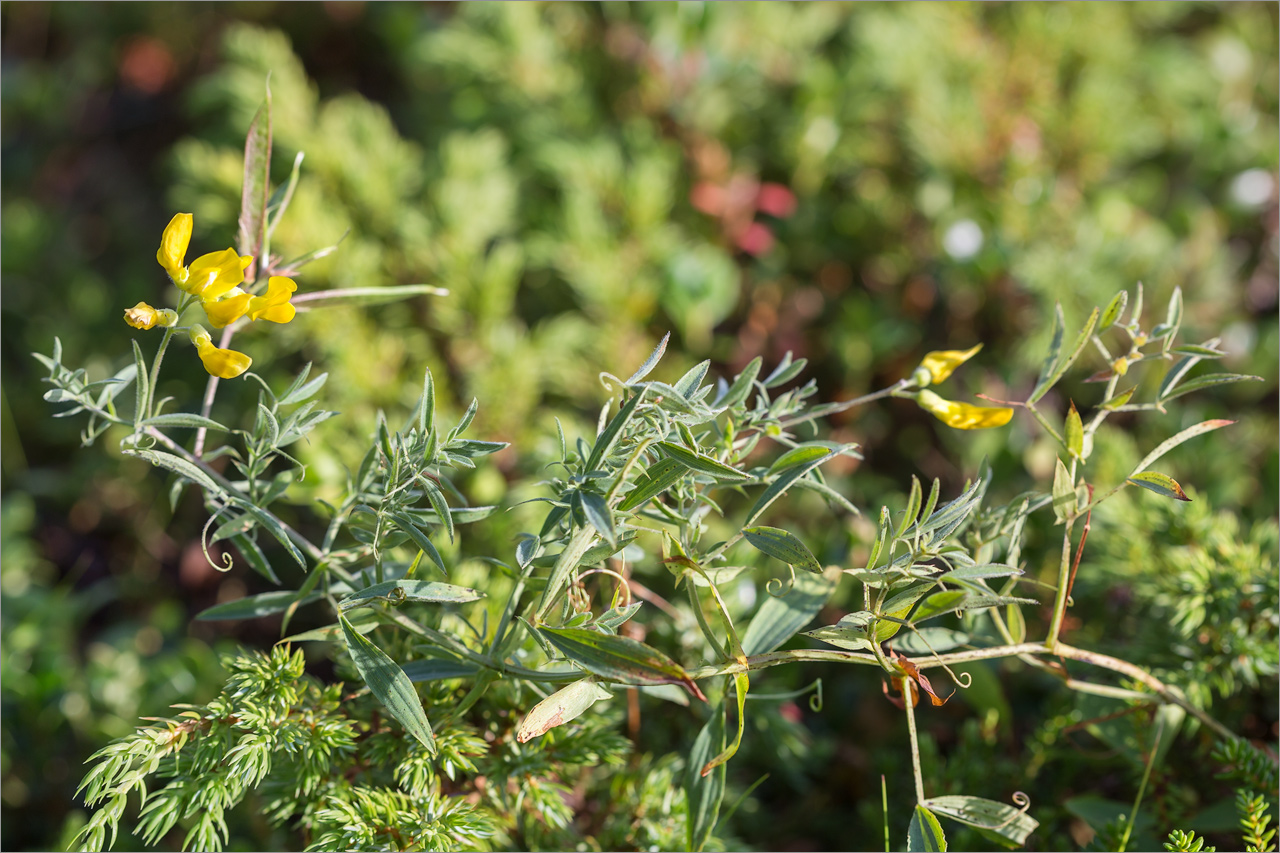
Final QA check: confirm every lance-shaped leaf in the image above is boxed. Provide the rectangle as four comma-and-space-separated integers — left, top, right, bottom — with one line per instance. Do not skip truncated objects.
141, 413, 230, 431
516, 678, 613, 743
388, 512, 447, 576
908, 805, 948, 852
1065, 402, 1084, 459
715, 356, 761, 410
618, 457, 690, 511
922, 795, 1039, 847
657, 441, 749, 481
1129, 419, 1234, 477
576, 490, 616, 546
742, 569, 838, 656
1028, 306, 1098, 405
1126, 471, 1190, 501
1160, 373, 1261, 403
339, 580, 483, 612
889, 628, 969, 655
539, 626, 706, 701
742, 526, 824, 574
1052, 457, 1075, 523
1100, 290, 1128, 331
340, 612, 435, 752
585, 387, 647, 472
282, 617, 377, 643
196, 590, 322, 621
745, 447, 847, 527
625, 332, 670, 384
685, 702, 727, 853
701, 671, 748, 776
229, 533, 279, 585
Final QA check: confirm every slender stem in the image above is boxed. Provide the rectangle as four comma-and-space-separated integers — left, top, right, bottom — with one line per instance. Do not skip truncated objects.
145, 326, 177, 422
1024, 401, 1065, 447
777, 380, 909, 430
903, 676, 926, 804
1118, 715, 1165, 853
1045, 520, 1076, 651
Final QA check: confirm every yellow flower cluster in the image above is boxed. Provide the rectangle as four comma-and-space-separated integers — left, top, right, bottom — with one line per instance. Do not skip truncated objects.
124, 213, 299, 379
908, 343, 1014, 430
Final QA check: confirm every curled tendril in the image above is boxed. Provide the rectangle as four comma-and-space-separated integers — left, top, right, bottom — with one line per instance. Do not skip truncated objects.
385, 586, 407, 606
983, 792, 1034, 830
809, 678, 824, 712
200, 506, 235, 572
766, 564, 797, 598
577, 567, 634, 610
948, 668, 973, 689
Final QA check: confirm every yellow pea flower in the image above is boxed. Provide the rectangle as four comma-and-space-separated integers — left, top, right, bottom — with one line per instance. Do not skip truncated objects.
156, 213, 193, 284
203, 288, 253, 329
247, 276, 297, 324
123, 302, 177, 330
916, 389, 1013, 430
914, 344, 983, 387
189, 325, 252, 380
182, 248, 254, 300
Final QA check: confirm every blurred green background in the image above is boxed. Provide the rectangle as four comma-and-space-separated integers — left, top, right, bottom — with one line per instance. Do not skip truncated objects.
2, 3, 1276, 851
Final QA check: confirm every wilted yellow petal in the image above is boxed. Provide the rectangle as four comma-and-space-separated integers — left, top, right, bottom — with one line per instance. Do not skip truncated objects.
917, 389, 1013, 430
203, 291, 252, 328
184, 248, 248, 298
156, 213, 193, 284
247, 276, 297, 324
918, 344, 983, 386
123, 302, 160, 330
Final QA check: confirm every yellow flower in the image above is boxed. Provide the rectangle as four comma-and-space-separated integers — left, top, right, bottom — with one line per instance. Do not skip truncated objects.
156, 213, 193, 284
247, 276, 297, 324
916, 389, 1013, 430
914, 344, 983, 387
182, 248, 254, 300
189, 325, 252, 380
203, 288, 252, 329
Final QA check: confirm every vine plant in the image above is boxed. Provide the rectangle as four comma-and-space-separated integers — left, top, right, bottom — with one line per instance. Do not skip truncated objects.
43, 98, 1272, 852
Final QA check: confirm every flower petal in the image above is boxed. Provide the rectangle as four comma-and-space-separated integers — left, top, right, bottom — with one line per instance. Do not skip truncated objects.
203, 292, 252, 328
185, 248, 248, 298
918, 344, 983, 386
195, 338, 252, 379
917, 389, 1013, 430
156, 213, 192, 283
247, 276, 298, 324
124, 302, 159, 330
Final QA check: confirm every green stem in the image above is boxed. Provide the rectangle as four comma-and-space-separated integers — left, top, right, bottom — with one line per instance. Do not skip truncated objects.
1045, 519, 1076, 651
903, 676, 926, 804
1024, 401, 1065, 447
145, 326, 177, 422
777, 380, 910, 430
1118, 715, 1165, 853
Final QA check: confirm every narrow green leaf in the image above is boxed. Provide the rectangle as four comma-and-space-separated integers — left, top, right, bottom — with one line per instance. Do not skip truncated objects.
657, 441, 749, 481
1029, 306, 1099, 404
1160, 373, 1262, 403
266, 150, 304, 238
765, 443, 838, 477
740, 570, 837, 656
625, 331, 670, 384
745, 448, 843, 527
1006, 602, 1027, 643
1129, 419, 1235, 478
280, 371, 328, 407
577, 491, 616, 546
340, 613, 436, 752
763, 352, 807, 388
1100, 386, 1136, 411
911, 591, 969, 624
673, 359, 711, 398
896, 476, 923, 540
716, 356, 762, 410
388, 512, 448, 576
281, 617, 377, 643
702, 671, 749, 776
618, 457, 690, 512
908, 805, 948, 852
1052, 457, 1074, 523
1100, 290, 1128, 331
1169, 344, 1228, 358
516, 678, 613, 743
132, 339, 149, 425
141, 413, 230, 431
339, 580, 483, 612
686, 703, 727, 852
586, 388, 646, 472
922, 795, 1039, 847
255, 403, 279, 449
742, 526, 824, 574
237, 89, 271, 262
196, 590, 321, 621
1032, 303, 1065, 399
936, 564, 1022, 583
401, 658, 481, 683
418, 369, 435, 438
1065, 402, 1083, 459
1126, 471, 1191, 502
539, 627, 706, 701
129, 449, 224, 497
417, 476, 454, 544
292, 284, 449, 310
889, 628, 969, 655
229, 533, 279, 585
235, 501, 306, 569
